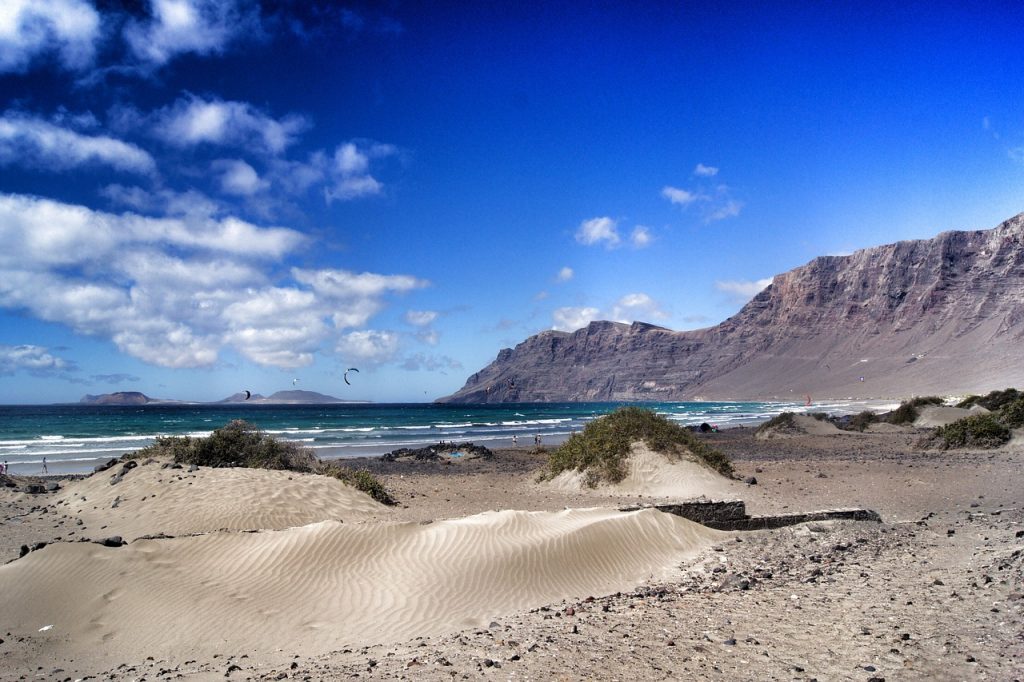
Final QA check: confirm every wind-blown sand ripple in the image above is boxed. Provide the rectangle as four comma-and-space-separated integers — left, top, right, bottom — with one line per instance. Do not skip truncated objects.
0, 507, 725, 670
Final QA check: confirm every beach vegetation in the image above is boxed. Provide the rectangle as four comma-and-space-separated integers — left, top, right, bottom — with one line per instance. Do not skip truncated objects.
928, 413, 1011, 449
756, 412, 797, 434
318, 462, 397, 506
539, 406, 733, 485
127, 420, 396, 503
845, 410, 878, 432
886, 396, 944, 425
998, 397, 1024, 428
956, 388, 1022, 411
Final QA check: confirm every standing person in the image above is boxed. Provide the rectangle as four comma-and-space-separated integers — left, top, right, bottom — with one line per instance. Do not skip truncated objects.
42, 457, 48, 475
511, 434, 518, 446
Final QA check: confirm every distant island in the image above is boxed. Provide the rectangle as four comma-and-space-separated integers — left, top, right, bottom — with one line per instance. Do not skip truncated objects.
79, 390, 366, 405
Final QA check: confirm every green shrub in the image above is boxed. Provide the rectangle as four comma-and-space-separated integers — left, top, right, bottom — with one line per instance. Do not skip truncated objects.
319, 463, 397, 506
847, 410, 878, 432
956, 388, 1022, 411
756, 412, 797, 434
999, 397, 1024, 428
885, 396, 944, 425
127, 420, 395, 503
540, 407, 733, 485
930, 413, 1011, 449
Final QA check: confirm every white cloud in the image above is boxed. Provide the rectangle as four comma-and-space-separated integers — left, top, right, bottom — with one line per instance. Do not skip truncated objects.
0, 344, 74, 375
609, 293, 667, 323
154, 94, 307, 155
706, 198, 743, 222
630, 225, 651, 248
0, 192, 428, 370
552, 306, 601, 332
715, 277, 773, 301
214, 159, 267, 196
661, 186, 699, 205
575, 216, 619, 247
124, 0, 257, 66
0, 112, 156, 174
556, 266, 574, 282
0, 0, 100, 73
663, 172, 743, 223
405, 310, 438, 326
325, 141, 398, 202
336, 330, 400, 364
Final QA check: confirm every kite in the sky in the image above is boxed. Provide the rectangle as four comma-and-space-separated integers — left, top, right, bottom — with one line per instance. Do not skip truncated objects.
243, 390, 251, 400
344, 367, 359, 385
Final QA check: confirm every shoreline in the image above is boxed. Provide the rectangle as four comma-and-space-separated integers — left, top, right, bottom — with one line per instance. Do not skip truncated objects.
0, 398, 902, 477
0, 424, 1021, 680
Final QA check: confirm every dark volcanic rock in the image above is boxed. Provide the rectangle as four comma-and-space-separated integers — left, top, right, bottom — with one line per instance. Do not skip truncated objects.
440, 214, 1024, 402
382, 442, 494, 462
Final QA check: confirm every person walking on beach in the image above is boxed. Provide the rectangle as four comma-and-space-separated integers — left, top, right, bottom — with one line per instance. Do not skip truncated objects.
511, 434, 517, 446
42, 457, 48, 475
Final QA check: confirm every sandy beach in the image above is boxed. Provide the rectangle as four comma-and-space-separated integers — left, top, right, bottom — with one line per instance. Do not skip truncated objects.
1, 420, 1021, 681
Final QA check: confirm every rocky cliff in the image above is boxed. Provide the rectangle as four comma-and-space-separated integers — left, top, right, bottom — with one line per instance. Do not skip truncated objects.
440, 213, 1024, 402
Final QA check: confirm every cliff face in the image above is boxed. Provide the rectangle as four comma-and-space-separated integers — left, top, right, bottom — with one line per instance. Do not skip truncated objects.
440, 213, 1024, 402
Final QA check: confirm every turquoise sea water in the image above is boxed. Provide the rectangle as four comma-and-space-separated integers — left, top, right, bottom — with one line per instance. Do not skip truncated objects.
0, 400, 880, 476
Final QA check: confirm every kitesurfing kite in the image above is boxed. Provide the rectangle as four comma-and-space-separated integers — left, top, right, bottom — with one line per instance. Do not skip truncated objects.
243, 390, 251, 401
344, 367, 359, 385
292, 378, 299, 386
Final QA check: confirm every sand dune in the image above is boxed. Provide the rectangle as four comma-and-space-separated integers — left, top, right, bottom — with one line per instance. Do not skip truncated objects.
755, 414, 843, 439
52, 461, 386, 539
0, 507, 724, 671
547, 443, 740, 500
913, 404, 987, 427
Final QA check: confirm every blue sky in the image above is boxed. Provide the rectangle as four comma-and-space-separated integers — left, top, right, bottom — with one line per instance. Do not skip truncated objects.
0, 1, 1022, 404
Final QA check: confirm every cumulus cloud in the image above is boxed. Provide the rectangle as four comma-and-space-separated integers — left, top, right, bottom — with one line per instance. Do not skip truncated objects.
694, 163, 718, 177
0, 112, 156, 174
609, 293, 667, 323
556, 266, 574, 282
0, 344, 75, 376
124, 0, 259, 66
575, 216, 619, 247
0, 0, 100, 73
154, 94, 307, 155
0, 192, 428, 369
715, 277, 773, 302
552, 306, 601, 332
551, 292, 667, 331
214, 159, 267, 196
630, 225, 651, 248
336, 330, 400, 364
325, 141, 398, 202
661, 186, 699, 206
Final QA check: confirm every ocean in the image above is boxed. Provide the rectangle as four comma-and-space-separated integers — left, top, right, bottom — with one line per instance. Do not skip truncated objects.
0, 399, 887, 476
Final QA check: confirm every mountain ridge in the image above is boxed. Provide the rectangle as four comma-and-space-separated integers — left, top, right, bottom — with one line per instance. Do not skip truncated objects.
440, 213, 1024, 402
